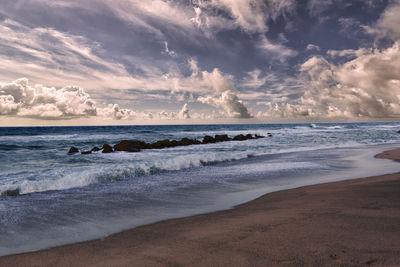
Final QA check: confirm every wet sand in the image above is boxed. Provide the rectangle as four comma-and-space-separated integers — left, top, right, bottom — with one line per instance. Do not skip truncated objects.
1, 149, 400, 266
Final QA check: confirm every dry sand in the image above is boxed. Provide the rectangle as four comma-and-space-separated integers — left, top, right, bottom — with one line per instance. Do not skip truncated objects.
1, 149, 400, 266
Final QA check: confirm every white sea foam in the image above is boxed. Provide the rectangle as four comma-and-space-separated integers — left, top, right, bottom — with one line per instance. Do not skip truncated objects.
1, 122, 400, 196
0, 138, 378, 196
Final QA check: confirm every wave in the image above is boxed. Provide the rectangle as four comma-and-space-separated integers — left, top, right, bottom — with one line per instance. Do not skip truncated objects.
0, 151, 256, 196
0, 144, 46, 151
1, 138, 385, 196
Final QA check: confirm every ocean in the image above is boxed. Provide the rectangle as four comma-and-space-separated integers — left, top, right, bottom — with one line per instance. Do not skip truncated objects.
1, 122, 400, 255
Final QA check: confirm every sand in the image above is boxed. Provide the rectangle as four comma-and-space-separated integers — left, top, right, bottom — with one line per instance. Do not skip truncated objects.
1, 149, 400, 266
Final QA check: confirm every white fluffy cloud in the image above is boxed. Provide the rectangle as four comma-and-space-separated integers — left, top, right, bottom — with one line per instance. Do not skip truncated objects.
0, 78, 97, 119
258, 1, 400, 120
376, 0, 400, 41
263, 42, 400, 118
0, 77, 245, 121
186, 59, 252, 118
199, 91, 251, 118
178, 103, 191, 119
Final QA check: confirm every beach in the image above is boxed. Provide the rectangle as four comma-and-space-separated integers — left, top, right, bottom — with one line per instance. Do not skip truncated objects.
1, 148, 399, 266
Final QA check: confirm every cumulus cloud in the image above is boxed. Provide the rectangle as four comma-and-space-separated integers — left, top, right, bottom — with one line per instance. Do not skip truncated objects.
186, 59, 252, 118
376, 0, 400, 41
0, 78, 97, 119
97, 104, 139, 120
263, 42, 400, 118
199, 91, 251, 118
257, 1, 400, 120
0, 77, 239, 121
178, 103, 191, 119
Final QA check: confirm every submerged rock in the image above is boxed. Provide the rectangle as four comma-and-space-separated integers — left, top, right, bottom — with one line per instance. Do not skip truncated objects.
68, 146, 79, 154
102, 144, 113, 153
2, 188, 20, 197
81, 150, 92, 155
255, 134, 265, 139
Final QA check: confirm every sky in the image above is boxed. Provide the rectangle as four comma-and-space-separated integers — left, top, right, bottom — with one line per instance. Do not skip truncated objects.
0, 0, 400, 125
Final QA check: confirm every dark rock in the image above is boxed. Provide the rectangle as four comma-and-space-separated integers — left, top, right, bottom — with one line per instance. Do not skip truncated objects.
169, 140, 181, 147
245, 134, 253, 139
2, 188, 20, 197
267, 133, 273, 137
102, 144, 113, 153
114, 140, 142, 152
149, 139, 172, 149
397, 130, 400, 134
214, 134, 231, 142
179, 138, 200, 146
68, 146, 79, 154
203, 135, 215, 144
70, 132, 259, 155
233, 134, 246, 141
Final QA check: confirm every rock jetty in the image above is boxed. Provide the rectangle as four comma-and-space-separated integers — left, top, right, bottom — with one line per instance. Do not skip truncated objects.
68, 133, 266, 154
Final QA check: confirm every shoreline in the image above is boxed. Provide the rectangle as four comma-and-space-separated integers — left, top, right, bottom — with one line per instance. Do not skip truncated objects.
1, 149, 400, 266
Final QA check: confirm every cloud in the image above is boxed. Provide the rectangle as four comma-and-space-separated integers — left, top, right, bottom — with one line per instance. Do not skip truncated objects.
0, 77, 247, 121
196, 0, 268, 33
178, 103, 191, 119
198, 91, 251, 118
0, 78, 97, 119
0, 19, 139, 91
327, 48, 372, 58
257, 36, 297, 61
193, 0, 296, 33
0, 18, 250, 113
186, 59, 252, 118
163, 41, 177, 57
306, 44, 320, 52
101, 0, 196, 38
376, 0, 400, 41
241, 69, 268, 89
263, 42, 400, 118
97, 104, 140, 120
307, 0, 333, 16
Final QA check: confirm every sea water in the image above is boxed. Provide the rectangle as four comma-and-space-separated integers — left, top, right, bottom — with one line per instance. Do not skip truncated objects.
1, 122, 400, 255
